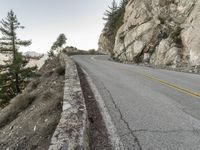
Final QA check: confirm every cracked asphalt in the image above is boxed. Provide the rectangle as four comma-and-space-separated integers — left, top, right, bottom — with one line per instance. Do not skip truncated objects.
73, 55, 200, 150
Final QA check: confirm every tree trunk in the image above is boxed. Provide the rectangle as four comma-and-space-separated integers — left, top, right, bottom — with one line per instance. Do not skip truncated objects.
15, 73, 20, 93
11, 22, 20, 94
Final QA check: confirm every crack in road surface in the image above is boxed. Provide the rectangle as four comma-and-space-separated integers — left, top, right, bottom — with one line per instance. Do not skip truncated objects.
120, 129, 200, 135
101, 80, 143, 150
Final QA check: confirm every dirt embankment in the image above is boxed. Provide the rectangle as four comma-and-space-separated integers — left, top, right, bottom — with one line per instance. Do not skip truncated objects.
0, 57, 65, 150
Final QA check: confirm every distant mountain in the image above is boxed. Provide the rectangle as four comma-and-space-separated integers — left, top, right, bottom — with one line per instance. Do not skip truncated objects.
24, 51, 43, 58
0, 51, 47, 69
0, 53, 10, 64
26, 54, 48, 69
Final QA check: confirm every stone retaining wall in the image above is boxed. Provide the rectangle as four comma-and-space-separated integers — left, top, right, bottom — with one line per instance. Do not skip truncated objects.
49, 53, 89, 150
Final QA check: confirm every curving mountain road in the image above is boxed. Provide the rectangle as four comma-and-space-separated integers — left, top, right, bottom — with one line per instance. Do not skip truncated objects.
73, 55, 200, 150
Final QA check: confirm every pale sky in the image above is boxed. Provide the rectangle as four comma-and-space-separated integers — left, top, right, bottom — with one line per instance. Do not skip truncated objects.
0, 0, 120, 53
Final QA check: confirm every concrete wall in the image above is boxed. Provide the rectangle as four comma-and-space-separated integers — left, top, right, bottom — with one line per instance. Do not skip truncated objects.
49, 53, 89, 150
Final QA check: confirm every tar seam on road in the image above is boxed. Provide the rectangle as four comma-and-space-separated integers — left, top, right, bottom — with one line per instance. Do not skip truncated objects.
131, 129, 200, 134
91, 56, 142, 149
103, 85, 143, 150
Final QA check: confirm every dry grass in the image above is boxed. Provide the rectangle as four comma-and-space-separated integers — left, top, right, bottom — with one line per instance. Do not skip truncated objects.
31, 78, 40, 90
0, 93, 37, 128
0, 56, 65, 149
42, 90, 53, 101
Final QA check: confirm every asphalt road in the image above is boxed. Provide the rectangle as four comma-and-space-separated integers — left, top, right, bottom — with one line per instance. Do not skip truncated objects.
73, 55, 200, 150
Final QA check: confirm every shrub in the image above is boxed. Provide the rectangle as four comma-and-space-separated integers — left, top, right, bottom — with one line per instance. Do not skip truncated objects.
56, 66, 65, 75
88, 49, 96, 54
170, 26, 183, 47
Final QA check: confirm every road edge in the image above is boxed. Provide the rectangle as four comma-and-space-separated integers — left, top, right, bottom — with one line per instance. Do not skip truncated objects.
81, 67, 124, 150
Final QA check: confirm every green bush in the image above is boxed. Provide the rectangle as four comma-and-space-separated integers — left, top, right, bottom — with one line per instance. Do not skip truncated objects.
103, 0, 128, 50
88, 49, 96, 54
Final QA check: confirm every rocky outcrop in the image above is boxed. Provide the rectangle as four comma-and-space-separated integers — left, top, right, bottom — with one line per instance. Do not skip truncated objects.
98, 27, 113, 54
100, 0, 200, 68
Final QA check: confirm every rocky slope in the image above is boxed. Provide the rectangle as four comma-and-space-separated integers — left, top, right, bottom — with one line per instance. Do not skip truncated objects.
0, 57, 65, 149
99, 0, 200, 70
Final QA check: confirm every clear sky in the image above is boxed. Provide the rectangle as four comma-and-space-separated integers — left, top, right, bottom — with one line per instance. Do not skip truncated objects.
0, 0, 120, 53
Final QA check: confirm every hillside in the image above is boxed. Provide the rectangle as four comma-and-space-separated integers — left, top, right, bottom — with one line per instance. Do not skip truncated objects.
0, 56, 65, 149
98, 0, 200, 72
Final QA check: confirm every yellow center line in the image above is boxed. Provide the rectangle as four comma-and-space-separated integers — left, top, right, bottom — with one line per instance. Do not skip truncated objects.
98, 60, 200, 99
135, 71, 200, 99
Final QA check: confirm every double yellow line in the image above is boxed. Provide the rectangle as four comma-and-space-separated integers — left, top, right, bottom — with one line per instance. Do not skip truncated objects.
137, 72, 200, 99
95, 58, 200, 99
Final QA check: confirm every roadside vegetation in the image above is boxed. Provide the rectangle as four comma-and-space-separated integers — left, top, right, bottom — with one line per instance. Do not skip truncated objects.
0, 56, 65, 149
48, 33, 67, 58
103, 0, 128, 55
0, 10, 37, 107
0, 11, 66, 149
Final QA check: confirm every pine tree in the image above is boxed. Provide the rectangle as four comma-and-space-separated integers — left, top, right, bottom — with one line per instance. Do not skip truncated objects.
104, 0, 128, 35
48, 33, 67, 58
103, 0, 118, 21
102, 0, 128, 54
0, 10, 36, 103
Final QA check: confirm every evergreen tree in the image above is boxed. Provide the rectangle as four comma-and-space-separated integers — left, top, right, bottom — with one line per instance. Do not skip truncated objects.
48, 33, 67, 58
0, 10, 36, 103
103, 0, 118, 21
103, 0, 128, 53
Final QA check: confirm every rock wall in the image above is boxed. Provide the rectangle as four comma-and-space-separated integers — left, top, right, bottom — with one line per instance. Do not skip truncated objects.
98, 27, 113, 54
49, 53, 89, 150
100, 0, 200, 67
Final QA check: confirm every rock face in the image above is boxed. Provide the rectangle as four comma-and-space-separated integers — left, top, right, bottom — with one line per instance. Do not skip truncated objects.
100, 0, 200, 67
98, 27, 114, 54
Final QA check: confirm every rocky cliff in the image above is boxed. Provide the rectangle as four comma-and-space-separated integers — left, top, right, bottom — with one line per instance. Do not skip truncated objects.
98, 27, 114, 54
99, 0, 200, 69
